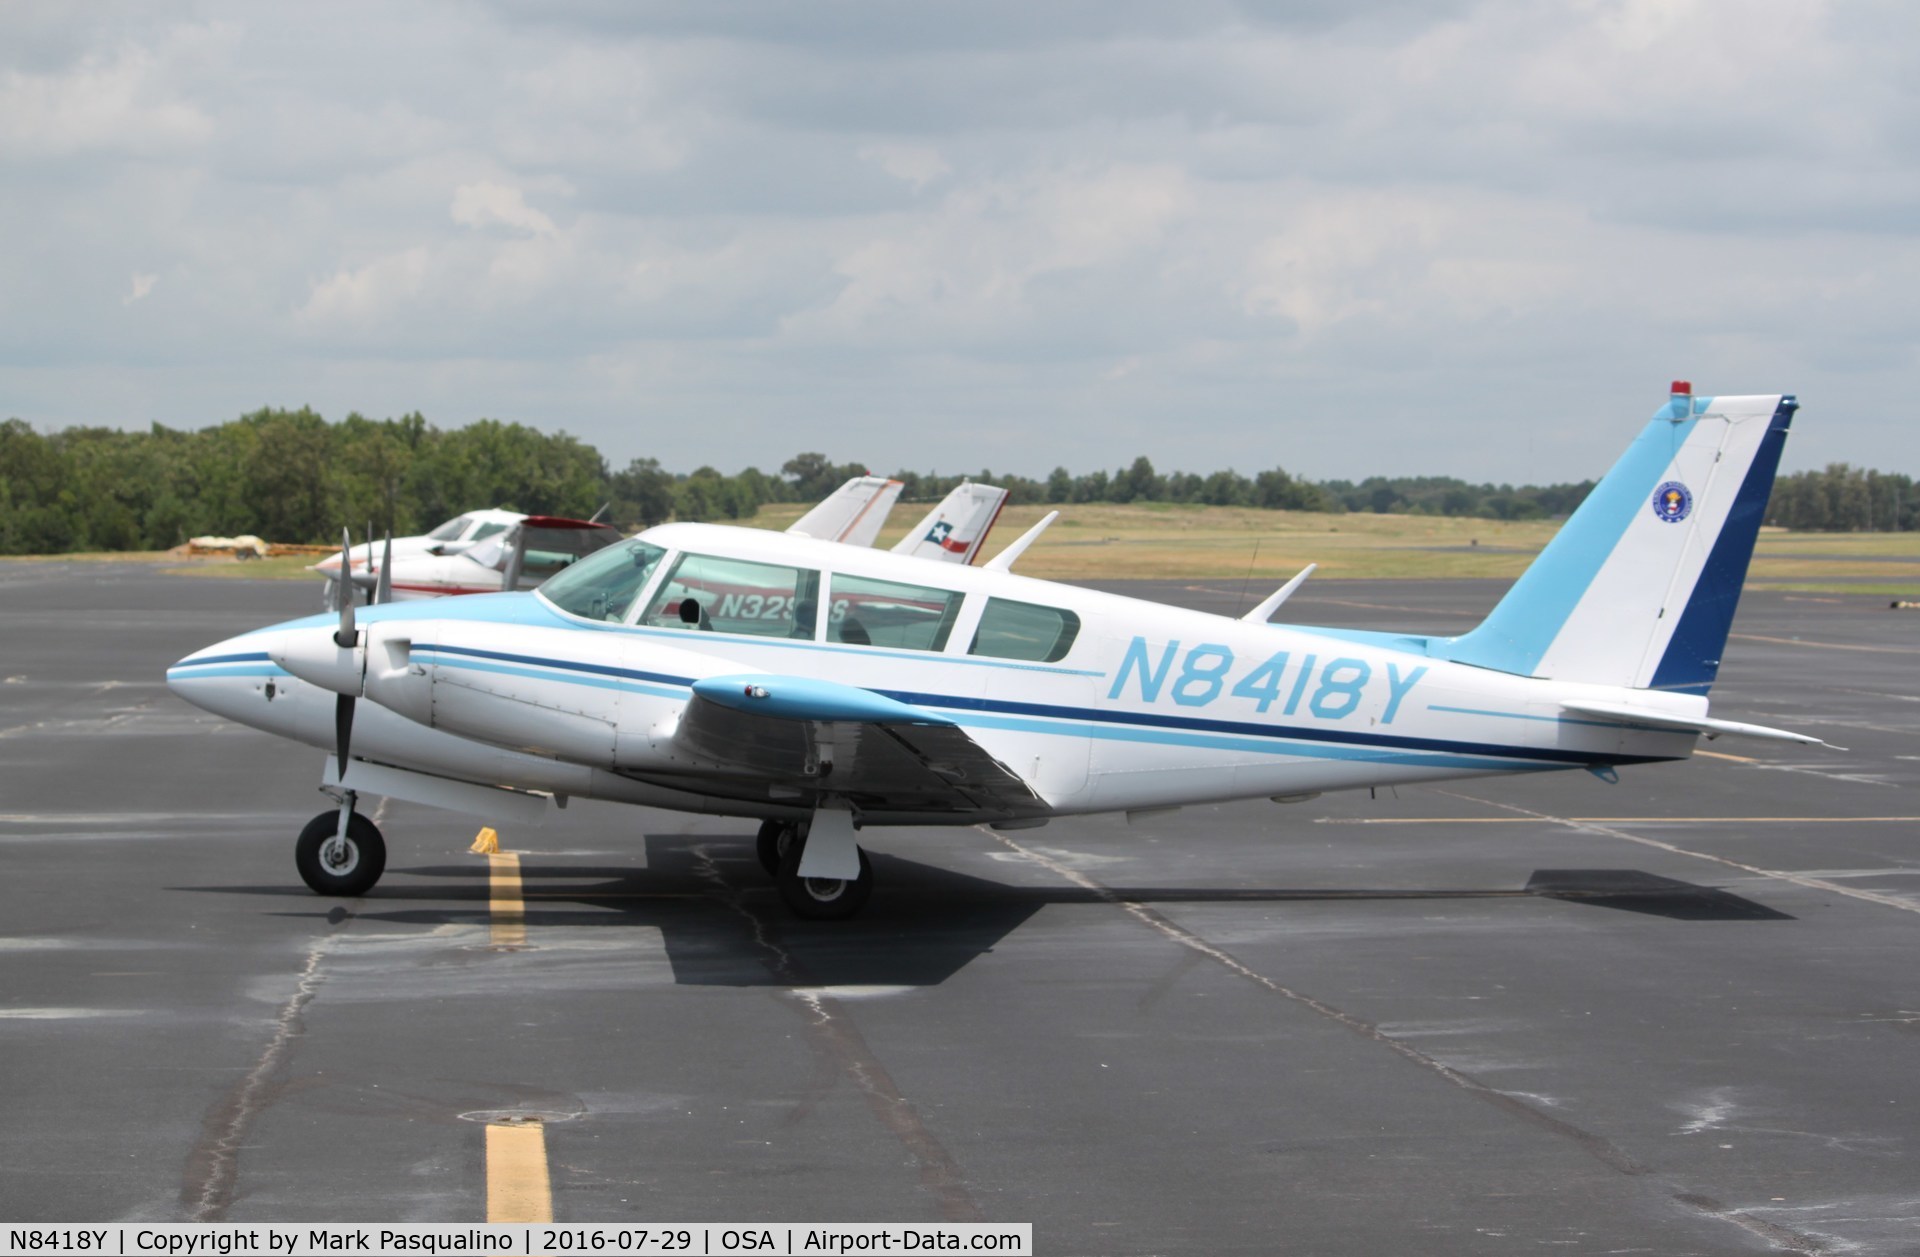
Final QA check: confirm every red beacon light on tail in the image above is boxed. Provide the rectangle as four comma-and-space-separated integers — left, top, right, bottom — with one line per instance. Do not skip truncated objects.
1671, 380, 1692, 396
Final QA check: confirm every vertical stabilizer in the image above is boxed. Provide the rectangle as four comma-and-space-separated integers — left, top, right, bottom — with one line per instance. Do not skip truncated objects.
890, 481, 1009, 565
1443, 387, 1796, 693
787, 475, 906, 547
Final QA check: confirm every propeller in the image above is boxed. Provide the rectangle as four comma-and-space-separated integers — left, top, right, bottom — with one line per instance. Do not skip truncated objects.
333, 527, 356, 780
374, 532, 393, 606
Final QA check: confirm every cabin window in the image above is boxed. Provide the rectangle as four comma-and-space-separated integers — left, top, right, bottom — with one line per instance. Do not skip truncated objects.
640, 553, 822, 638
471, 522, 510, 542
826, 574, 964, 652
427, 514, 473, 542
540, 540, 667, 623
968, 597, 1081, 663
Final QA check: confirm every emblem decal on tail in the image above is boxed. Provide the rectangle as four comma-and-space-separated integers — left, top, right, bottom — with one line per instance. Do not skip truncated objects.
1652, 481, 1693, 523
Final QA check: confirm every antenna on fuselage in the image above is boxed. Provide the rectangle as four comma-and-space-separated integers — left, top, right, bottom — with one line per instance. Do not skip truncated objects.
1240, 563, 1317, 623
982, 511, 1058, 573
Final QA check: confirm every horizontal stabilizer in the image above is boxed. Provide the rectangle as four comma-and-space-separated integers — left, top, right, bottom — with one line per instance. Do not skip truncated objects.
1559, 699, 1839, 748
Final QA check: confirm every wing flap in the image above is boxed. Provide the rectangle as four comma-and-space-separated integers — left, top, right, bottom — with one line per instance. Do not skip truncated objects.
661, 674, 1047, 819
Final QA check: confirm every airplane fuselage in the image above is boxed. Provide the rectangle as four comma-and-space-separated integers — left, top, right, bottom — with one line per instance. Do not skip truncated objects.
170, 522, 1695, 827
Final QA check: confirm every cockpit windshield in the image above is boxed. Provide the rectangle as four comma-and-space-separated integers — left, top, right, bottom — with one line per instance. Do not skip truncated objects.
427, 514, 474, 542
538, 539, 669, 623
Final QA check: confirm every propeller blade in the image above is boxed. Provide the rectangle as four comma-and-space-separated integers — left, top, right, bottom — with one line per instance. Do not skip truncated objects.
334, 528, 356, 647
374, 533, 393, 605
334, 693, 355, 780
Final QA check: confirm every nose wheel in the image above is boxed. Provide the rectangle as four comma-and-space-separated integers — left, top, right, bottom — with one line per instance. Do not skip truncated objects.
295, 809, 387, 897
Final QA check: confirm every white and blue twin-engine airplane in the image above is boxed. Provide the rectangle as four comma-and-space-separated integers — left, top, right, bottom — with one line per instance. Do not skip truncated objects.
168, 385, 1826, 918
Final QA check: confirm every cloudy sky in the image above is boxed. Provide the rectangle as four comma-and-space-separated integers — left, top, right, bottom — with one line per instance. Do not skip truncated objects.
3, 1, 1915, 484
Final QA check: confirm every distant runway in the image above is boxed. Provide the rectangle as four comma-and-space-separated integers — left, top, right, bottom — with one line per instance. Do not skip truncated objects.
3, 560, 1917, 1253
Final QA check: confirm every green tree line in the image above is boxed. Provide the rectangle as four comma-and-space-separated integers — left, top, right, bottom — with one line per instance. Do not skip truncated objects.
0, 409, 1910, 554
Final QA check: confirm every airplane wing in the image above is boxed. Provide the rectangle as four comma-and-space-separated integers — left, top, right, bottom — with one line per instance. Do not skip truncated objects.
660, 674, 1049, 821
786, 475, 905, 546
890, 482, 1008, 564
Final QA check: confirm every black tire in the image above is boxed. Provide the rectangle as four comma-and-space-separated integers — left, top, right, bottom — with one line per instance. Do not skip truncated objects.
295, 810, 387, 897
776, 836, 872, 920
755, 819, 805, 877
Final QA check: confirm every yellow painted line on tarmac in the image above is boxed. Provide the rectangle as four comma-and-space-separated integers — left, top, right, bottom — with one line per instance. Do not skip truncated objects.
1320, 816, 1920, 825
485, 1120, 552, 1222
1693, 749, 1759, 763
489, 851, 526, 949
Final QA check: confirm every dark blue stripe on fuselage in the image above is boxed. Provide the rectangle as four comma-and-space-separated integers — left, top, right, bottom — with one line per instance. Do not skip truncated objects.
1650, 396, 1797, 694
872, 687, 1671, 767
421, 643, 1670, 769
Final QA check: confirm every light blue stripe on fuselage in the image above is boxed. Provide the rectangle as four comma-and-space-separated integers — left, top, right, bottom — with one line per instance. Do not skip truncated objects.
167, 664, 288, 680
1441, 404, 1705, 677
413, 650, 686, 700
953, 710, 1551, 771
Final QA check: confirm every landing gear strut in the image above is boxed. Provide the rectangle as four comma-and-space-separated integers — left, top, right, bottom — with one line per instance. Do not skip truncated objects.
776, 840, 873, 920
295, 791, 386, 896
771, 803, 872, 919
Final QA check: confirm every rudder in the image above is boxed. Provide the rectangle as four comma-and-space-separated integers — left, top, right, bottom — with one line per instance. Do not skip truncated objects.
1442, 386, 1796, 693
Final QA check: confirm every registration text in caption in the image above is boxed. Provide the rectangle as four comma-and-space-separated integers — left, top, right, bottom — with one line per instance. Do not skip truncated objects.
3, 1226, 1032, 1257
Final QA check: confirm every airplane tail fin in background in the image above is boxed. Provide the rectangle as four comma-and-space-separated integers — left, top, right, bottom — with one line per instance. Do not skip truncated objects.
787, 475, 906, 547
1441, 386, 1796, 694
891, 481, 1010, 565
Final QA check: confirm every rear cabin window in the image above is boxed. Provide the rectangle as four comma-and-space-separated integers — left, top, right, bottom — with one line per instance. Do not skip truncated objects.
968, 597, 1081, 663
539, 540, 667, 623
641, 553, 822, 639
827, 574, 964, 652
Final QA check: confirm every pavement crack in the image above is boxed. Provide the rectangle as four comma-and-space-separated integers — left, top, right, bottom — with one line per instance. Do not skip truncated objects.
688, 843, 984, 1223
987, 827, 1836, 1254
181, 929, 340, 1220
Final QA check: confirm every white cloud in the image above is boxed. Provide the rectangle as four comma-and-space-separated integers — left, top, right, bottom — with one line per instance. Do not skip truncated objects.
0, 27, 223, 158
123, 272, 158, 306
451, 181, 558, 236
0, 2, 1916, 482
296, 248, 432, 327
858, 143, 951, 191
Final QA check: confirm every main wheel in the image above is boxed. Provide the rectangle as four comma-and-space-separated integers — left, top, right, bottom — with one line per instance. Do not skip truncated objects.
756, 819, 805, 877
295, 811, 387, 897
776, 837, 872, 920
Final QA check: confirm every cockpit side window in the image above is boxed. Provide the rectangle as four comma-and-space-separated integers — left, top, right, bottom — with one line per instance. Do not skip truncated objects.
427, 514, 473, 542
639, 553, 821, 638
470, 522, 510, 542
826, 574, 963, 652
539, 540, 668, 623
967, 597, 1081, 663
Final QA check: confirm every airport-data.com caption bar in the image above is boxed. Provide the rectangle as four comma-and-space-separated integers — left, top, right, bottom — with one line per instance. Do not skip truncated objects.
2, 1227, 1033, 1257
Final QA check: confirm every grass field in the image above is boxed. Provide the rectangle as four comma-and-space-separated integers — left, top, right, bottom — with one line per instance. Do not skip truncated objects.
8, 504, 1918, 592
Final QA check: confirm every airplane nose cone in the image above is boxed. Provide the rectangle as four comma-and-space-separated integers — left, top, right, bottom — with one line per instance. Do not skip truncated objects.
166, 634, 287, 721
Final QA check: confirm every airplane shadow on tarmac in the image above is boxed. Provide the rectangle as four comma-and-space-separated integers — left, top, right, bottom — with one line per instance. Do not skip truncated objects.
180, 834, 1792, 989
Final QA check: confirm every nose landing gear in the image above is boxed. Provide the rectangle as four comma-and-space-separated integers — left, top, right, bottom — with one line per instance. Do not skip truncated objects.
295, 791, 386, 896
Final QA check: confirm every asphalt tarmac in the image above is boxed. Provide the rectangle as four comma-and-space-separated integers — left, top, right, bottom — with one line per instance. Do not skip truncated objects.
2, 561, 1917, 1254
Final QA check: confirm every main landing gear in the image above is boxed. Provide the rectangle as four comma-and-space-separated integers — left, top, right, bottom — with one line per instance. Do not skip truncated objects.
755, 815, 873, 920
295, 790, 386, 897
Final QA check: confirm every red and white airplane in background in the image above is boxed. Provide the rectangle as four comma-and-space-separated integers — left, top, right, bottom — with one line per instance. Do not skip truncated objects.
321, 477, 1010, 606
